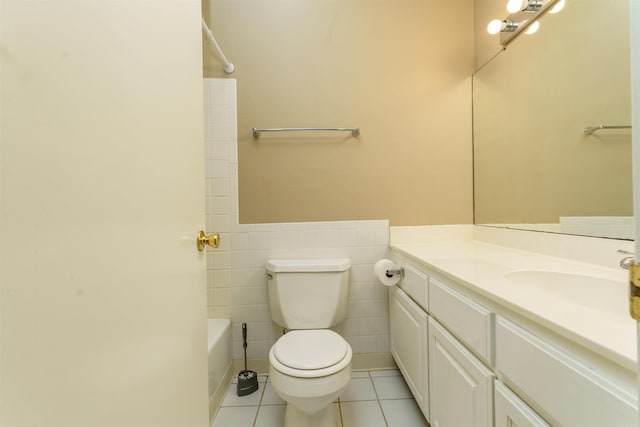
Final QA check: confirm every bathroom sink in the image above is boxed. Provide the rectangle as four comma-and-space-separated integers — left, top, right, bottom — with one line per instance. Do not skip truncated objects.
504, 270, 626, 314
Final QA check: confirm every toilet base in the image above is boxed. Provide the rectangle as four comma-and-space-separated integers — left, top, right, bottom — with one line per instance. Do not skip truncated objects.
284, 402, 337, 427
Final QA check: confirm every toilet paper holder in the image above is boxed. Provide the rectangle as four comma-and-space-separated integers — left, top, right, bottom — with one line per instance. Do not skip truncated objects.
385, 267, 404, 278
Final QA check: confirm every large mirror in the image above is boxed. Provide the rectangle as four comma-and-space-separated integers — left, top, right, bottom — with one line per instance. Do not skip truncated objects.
473, 0, 633, 239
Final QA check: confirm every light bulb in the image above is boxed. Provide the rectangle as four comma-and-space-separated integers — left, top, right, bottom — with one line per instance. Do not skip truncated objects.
507, 0, 524, 13
549, 0, 565, 13
507, 0, 542, 13
525, 21, 540, 34
487, 19, 519, 34
487, 19, 504, 35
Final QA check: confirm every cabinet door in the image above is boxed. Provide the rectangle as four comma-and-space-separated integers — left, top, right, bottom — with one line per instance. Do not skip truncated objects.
428, 318, 494, 427
389, 286, 429, 420
495, 381, 550, 427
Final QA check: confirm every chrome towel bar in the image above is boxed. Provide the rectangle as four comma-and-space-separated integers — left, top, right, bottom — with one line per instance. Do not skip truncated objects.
252, 127, 360, 137
584, 125, 632, 135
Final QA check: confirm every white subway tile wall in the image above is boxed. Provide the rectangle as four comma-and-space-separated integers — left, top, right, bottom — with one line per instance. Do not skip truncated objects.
204, 79, 390, 360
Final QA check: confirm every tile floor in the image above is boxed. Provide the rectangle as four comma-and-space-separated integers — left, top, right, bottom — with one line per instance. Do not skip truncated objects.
212, 369, 429, 427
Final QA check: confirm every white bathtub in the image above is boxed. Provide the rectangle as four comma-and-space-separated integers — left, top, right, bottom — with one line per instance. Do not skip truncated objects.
208, 318, 232, 421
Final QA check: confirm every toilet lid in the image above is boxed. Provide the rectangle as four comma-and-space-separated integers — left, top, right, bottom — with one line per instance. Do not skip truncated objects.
273, 330, 349, 370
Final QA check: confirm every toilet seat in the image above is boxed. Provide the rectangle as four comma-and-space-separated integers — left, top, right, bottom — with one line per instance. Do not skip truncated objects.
270, 330, 352, 378
275, 330, 348, 370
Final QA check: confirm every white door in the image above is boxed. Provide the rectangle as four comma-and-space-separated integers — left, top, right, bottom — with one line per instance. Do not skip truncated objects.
0, 2, 209, 427
633, 1, 640, 425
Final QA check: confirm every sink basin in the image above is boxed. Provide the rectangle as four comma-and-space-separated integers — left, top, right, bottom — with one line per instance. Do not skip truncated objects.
504, 270, 626, 314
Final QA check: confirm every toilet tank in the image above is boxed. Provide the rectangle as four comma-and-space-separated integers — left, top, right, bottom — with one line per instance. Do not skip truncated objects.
266, 258, 350, 329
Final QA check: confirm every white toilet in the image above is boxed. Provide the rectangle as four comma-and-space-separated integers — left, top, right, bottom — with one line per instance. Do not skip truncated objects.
266, 258, 353, 427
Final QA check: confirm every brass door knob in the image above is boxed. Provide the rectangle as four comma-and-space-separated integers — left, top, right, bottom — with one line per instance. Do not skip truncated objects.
197, 231, 220, 251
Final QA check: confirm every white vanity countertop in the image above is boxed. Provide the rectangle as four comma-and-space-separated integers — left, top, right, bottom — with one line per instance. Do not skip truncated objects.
390, 239, 637, 371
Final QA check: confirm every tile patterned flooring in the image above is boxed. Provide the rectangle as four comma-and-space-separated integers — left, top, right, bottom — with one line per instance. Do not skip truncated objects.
211, 369, 429, 427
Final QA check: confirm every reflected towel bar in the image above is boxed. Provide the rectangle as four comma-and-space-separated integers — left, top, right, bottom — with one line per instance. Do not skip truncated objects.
252, 127, 360, 137
584, 125, 632, 135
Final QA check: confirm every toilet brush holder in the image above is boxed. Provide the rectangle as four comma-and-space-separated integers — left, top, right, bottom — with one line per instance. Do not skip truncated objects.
237, 323, 259, 396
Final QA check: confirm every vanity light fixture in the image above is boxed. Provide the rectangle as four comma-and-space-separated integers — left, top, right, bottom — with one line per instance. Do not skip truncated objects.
487, 0, 564, 44
487, 19, 519, 35
506, 0, 543, 13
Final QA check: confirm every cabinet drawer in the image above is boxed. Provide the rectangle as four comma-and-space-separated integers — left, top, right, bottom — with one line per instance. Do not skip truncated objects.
429, 278, 493, 365
495, 317, 637, 427
399, 263, 428, 311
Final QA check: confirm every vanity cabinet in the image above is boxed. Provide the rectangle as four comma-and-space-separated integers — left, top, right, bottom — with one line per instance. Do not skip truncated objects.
494, 380, 550, 427
428, 316, 494, 427
389, 285, 429, 420
389, 250, 637, 427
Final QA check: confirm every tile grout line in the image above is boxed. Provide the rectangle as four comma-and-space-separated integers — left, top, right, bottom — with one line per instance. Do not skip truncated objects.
251, 376, 268, 427
368, 370, 391, 427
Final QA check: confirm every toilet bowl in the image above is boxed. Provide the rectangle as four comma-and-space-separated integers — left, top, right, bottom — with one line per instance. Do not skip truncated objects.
265, 258, 352, 427
269, 330, 352, 427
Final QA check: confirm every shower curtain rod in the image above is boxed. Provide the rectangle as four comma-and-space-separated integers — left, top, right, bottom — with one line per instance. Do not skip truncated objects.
201, 17, 235, 74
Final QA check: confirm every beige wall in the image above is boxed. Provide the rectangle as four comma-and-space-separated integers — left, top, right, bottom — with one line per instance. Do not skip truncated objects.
203, 0, 474, 226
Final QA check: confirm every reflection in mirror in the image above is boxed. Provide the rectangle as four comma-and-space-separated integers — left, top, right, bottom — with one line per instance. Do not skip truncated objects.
473, 0, 633, 239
